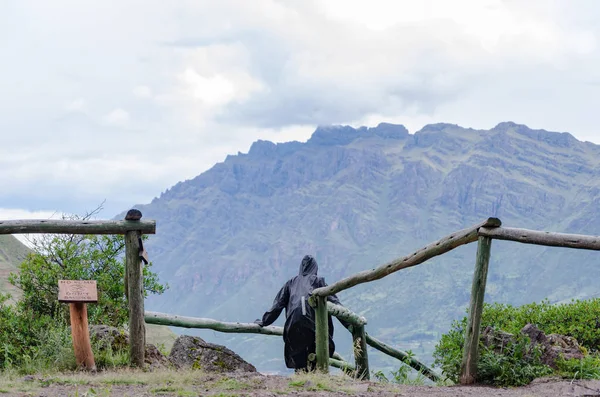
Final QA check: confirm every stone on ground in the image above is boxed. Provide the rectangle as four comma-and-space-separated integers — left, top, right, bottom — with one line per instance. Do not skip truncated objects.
169, 335, 257, 372
481, 323, 585, 369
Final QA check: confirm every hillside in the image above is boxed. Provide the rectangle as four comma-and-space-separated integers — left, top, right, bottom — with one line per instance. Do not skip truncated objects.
125, 121, 600, 374
0, 235, 30, 299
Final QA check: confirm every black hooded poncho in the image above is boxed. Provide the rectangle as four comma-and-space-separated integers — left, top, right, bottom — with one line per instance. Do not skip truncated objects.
258, 255, 348, 369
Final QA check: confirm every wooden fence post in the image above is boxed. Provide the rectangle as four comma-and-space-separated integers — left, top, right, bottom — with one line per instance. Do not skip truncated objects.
314, 295, 329, 373
352, 324, 370, 380
125, 209, 145, 367
460, 236, 493, 384
59, 280, 98, 371
69, 302, 96, 371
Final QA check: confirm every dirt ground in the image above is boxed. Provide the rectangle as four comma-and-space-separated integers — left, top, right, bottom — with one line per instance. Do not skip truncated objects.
1, 370, 600, 397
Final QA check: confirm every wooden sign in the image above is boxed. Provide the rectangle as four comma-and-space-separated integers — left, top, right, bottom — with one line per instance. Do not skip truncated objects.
58, 280, 98, 303
139, 248, 149, 265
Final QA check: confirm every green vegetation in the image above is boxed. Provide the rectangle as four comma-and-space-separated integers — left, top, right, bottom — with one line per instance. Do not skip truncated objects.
372, 350, 428, 385
433, 298, 600, 386
556, 354, 600, 380
0, 369, 402, 395
0, 209, 168, 372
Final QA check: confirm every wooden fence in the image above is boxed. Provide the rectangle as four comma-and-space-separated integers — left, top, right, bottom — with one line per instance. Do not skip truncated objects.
310, 217, 600, 384
5, 211, 599, 384
0, 210, 155, 368
145, 302, 441, 381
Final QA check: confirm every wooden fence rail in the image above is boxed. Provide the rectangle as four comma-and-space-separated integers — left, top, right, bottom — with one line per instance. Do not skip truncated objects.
326, 302, 367, 326
0, 219, 156, 235
365, 334, 440, 382
145, 311, 284, 336
308, 219, 600, 385
144, 311, 356, 370
308, 218, 501, 380
145, 305, 437, 381
311, 218, 501, 298
478, 227, 600, 250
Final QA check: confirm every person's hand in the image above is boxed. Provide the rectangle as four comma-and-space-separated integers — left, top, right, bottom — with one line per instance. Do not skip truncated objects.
254, 319, 264, 327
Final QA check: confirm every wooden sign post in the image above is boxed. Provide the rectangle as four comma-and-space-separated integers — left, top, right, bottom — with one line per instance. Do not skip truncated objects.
59, 280, 98, 371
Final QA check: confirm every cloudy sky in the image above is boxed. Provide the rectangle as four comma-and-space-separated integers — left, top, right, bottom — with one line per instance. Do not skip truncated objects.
1, 0, 599, 221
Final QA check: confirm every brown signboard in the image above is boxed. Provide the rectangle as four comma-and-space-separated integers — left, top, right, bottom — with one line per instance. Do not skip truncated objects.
58, 280, 98, 303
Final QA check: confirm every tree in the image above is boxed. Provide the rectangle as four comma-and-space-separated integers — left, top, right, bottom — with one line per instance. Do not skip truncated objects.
8, 207, 167, 328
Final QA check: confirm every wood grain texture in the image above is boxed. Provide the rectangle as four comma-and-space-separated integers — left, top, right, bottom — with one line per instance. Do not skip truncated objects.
145, 311, 284, 335
125, 230, 146, 367
460, 236, 493, 385
352, 325, 369, 380
69, 302, 96, 371
479, 226, 600, 250
325, 302, 367, 326
315, 296, 330, 373
0, 219, 156, 235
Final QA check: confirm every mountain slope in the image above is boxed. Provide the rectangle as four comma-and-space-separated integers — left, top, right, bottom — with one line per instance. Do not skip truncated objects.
128, 121, 600, 373
0, 235, 30, 298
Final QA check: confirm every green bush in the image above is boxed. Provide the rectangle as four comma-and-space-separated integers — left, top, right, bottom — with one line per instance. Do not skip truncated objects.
9, 232, 167, 328
371, 350, 427, 385
0, 208, 168, 373
433, 298, 600, 386
475, 336, 552, 387
478, 299, 600, 350
556, 355, 600, 380
0, 292, 58, 370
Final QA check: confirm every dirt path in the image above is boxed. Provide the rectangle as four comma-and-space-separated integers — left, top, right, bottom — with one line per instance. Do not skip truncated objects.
2, 371, 600, 397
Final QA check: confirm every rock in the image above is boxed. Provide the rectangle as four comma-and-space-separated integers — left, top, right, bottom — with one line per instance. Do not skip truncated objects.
520, 324, 584, 368
168, 335, 256, 373
481, 326, 514, 351
145, 343, 171, 370
521, 323, 548, 345
544, 334, 585, 368
89, 325, 129, 351
480, 324, 585, 369
125, 209, 143, 221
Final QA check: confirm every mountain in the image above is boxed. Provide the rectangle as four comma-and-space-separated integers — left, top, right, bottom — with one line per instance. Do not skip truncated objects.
0, 235, 30, 299
126, 121, 600, 374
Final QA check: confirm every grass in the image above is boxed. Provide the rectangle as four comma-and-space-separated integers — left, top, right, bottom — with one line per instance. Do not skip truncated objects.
150, 385, 197, 396
213, 378, 250, 390
287, 371, 387, 394
0, 368, 403, 396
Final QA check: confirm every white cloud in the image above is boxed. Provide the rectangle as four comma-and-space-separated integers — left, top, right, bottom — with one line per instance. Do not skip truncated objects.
0, 209, 61, 246
133, 85, 153, 99
1, 0, 599, 217
0, 208, 59, 220
103, 108, 130, 126
65, 98, 86, 112
179, 69, 236, 105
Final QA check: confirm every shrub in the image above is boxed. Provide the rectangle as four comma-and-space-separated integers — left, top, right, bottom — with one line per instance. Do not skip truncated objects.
371, 350, 427, 385
476, 336, 552, 387
433, 298, 600, 386
556, 354, 600, 380
1, 208, 168, 373
9, 232, 167, 328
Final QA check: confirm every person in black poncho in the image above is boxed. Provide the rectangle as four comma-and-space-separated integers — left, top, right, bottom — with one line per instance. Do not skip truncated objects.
255, 255, 349, 372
